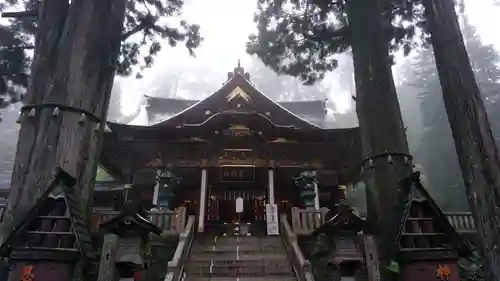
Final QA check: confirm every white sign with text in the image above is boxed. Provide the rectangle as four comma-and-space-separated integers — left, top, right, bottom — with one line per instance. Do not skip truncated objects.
235, 197, 244, 213
266, 203, 279, 235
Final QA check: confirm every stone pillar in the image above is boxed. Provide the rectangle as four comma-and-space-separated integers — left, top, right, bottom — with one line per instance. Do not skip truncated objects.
268, 168, 275, 204
198, 168, 208, 232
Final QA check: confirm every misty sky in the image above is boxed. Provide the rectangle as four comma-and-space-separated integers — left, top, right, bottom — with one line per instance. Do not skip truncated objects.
118, 0, 500, 120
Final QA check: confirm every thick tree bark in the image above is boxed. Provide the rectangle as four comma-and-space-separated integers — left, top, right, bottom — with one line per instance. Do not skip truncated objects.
6, 0, 126, 279
7, 0, 70, 217
423, 0, 500, 280
347, 0, 413, 280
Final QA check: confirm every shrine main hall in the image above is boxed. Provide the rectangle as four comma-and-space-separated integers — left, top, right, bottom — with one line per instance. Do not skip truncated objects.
97, 63, 361, 232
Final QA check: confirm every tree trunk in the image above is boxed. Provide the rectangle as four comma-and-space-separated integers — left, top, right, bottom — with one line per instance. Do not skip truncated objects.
6, 0, 126, 277
422, 0, 500, 279
347, 0, 413, 280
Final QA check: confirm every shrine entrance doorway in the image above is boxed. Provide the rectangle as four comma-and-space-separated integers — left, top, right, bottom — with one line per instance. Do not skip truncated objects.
206, 186, 267, 224
205, 167, 267, 228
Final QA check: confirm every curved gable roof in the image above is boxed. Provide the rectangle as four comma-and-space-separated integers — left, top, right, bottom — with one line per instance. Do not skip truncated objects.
149, 71, 322, 130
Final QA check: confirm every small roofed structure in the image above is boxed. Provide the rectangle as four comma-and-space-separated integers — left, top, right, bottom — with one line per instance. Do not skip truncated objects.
0, 168, 96, 281
393, 172, 474, 281
98, 200, 162, 281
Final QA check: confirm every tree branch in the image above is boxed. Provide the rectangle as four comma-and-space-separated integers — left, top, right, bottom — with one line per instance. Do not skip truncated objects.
121, 23, 146, 41
1, 10, 37, 19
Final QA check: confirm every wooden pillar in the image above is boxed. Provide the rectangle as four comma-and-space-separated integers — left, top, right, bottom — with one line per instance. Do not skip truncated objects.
198, 168, 208, 232
268, 168, 275, 204
313, 174, 320, 211
152, 169, 160, 208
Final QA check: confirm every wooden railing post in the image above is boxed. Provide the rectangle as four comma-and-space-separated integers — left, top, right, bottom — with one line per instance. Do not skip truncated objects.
279, 214, 315, 281
163, 215, 196, 281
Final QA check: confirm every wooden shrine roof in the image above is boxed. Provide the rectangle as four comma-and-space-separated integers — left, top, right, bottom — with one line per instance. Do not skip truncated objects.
141, 63, 325, 129
145, 95, 327, 125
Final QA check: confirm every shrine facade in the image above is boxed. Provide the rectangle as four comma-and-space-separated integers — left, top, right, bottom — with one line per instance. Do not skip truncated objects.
96, 63, 361, 233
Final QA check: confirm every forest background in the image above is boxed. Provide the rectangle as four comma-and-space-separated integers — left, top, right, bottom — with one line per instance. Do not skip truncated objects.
0, 0, 499, 213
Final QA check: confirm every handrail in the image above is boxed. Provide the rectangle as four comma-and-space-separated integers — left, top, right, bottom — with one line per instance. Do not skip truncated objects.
279, 214, 315, 281
163, 215, 196, 281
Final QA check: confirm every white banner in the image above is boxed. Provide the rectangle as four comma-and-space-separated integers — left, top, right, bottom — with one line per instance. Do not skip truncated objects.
266, 203, 279, 235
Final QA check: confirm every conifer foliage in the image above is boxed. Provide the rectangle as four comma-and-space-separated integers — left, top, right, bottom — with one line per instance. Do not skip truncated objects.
0, 0, 201, 108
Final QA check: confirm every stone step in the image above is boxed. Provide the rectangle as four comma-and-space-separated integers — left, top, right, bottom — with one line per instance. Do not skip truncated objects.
184, 276, 297, 281
186, 260, 293, 267
184, 267, 295, 277
184, 276, 298, 281
189, 252, 289, 261
191, 246, 286, 254
184, 261, 294, 277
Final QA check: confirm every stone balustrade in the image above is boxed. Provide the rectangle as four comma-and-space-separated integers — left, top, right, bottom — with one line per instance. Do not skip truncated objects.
290, 207, 476, 235
91, 207, 187, 234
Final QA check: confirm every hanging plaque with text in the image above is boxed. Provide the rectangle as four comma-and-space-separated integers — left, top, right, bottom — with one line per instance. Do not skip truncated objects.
220, 167, 255, 182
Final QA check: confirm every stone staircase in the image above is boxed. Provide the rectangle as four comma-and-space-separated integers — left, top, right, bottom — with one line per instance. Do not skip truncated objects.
184, 235, 297, 281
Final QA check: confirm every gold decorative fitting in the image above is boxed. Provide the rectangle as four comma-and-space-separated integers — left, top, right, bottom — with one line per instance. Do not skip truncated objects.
78, 113, 86, 124
227, 86, 252, 103
265, 111, 271, 116
214, 130, 219, 135
368, 158, 374, 168
52, 106, 60, 116
205, 110, 211, 115
387, 154, 393, 164
28, 108, 36, 116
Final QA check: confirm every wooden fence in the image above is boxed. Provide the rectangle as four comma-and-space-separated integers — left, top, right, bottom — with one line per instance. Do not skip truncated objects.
290, 207, 476, 235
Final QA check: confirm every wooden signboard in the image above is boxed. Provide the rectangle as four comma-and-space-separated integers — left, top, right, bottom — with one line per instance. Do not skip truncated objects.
220, 167, 255, 182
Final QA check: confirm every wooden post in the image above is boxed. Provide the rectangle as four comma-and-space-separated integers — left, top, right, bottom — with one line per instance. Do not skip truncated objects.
197, 168, 207, 232
268, 168, 275, 204
97, 234, 119, 281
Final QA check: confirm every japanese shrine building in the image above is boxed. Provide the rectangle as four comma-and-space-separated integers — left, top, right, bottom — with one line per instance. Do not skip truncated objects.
97, 63, 361, 232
